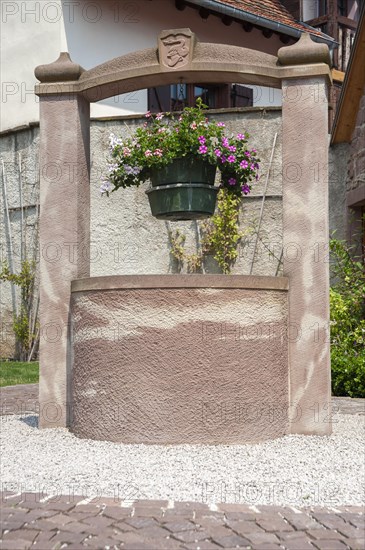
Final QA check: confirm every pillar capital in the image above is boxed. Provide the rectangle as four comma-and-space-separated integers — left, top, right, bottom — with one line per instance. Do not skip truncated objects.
278, 33, 331, 67
35, 52, 84, 83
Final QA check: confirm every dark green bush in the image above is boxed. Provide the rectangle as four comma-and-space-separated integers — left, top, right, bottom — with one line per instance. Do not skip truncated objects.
330, 239, 365, 397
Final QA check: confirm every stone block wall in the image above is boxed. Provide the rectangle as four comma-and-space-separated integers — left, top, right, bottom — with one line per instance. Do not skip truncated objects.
0, 125, 40, 358
90, 107, 283, 278
347, 85, 365, 196
0, 108, 283, 358
344, 84, 364, 257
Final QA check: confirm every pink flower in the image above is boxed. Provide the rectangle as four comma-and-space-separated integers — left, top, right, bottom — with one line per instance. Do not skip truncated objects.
228, 145, 236, 152
145, 150, 152, 157
241, 184, 250, 195
190, 122, 197, 129
145, 111, 151, 118
222, 137, 229, 148
217, 122, 225, 127
156, 113, 164, 120
245, 151, 251, 158
237, 133, 245, 140
123, 147, 131, 156
240, 160, 248, 169
154, 149, 163, 157
227, 155, 236, 163
198, 145, 208, 154
198, 136, 206, 144
228, 178, 236, 185
221, 155, 227, 163
250, 163, 256, 170
214, 149, 222, 157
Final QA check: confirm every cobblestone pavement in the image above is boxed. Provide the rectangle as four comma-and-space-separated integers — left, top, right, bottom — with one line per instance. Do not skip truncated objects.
1, 385, 364, 549
1, 491, 364, 550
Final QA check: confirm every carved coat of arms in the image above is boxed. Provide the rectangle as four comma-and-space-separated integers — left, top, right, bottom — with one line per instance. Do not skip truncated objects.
158, 29, 195, 70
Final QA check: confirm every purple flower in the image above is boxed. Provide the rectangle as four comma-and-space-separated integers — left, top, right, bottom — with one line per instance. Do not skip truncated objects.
108, 134, 123, 149
228, 145, 236, 152
199, 145, 208, 154
214, 149, 222, 157
240, 160, 249, 169
237, 133, 245, 140
228, 178, 236, 186
245, 151, 251, 158
227, 155, 236, 163
221, 155, 227, 163
241, 184, 250, 195
100, 180, 111, 194
222, 137, 229, 148
250, 163, 256, 170
198, 135, 206, 144
217, 122, 225, 127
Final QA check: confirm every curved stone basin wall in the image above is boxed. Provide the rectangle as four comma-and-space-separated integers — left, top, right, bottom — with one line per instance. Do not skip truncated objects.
71, 275, 289, 444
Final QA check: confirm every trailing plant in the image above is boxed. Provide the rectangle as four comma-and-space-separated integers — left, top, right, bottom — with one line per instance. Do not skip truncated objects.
169, 230, 203, 273
101, 98, 260, 197
329, 238, 365, 397
200, 189, 248, 273
0, 259, 39, 362
169, 188, 252, 274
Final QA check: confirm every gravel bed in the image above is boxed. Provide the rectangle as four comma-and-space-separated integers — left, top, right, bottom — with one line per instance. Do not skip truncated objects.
1, 413, 364, 507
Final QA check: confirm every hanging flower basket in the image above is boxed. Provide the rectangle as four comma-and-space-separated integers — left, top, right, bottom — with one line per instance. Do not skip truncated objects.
101, 99, 260, 220
146, 156, 217, 220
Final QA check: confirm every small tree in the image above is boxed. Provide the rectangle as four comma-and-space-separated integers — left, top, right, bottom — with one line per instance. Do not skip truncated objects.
0, 259, 39, 362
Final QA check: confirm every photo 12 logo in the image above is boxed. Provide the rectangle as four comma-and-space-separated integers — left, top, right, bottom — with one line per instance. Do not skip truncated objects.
1, 2, 140, 24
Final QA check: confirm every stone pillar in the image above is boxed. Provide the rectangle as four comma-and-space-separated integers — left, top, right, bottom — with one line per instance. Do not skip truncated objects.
35, 54, 90, 428
279, 34, 332, 435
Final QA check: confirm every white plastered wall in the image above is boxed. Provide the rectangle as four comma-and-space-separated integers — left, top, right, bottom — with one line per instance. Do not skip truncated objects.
0, 0, 283, 131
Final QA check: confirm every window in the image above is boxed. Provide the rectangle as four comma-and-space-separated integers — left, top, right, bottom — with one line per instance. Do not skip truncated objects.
148, 84, 253, 113
302, 0, 327, 21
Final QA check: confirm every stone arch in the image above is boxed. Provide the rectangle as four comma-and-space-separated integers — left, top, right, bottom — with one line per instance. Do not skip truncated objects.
34, 30, 332, 438
35, 28, 330, 100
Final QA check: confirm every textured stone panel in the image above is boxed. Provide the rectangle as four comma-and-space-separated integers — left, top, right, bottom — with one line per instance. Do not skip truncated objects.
38, 95, 90, 427
71, 279, 289, 444
282, 77, 331, 435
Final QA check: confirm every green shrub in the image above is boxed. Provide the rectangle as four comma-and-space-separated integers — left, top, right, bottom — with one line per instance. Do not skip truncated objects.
330, 239, 365, 397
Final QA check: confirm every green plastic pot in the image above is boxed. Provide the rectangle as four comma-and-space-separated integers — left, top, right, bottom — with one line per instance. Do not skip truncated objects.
146, 183, 219, 221
147, 157, 218, 220
150, 156, 216, 187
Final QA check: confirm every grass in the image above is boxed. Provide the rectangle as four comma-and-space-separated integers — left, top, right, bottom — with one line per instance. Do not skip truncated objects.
0, 361, 39, 387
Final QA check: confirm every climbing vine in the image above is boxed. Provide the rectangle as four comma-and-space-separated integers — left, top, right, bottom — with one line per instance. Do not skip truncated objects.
169, 189, 252, 274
